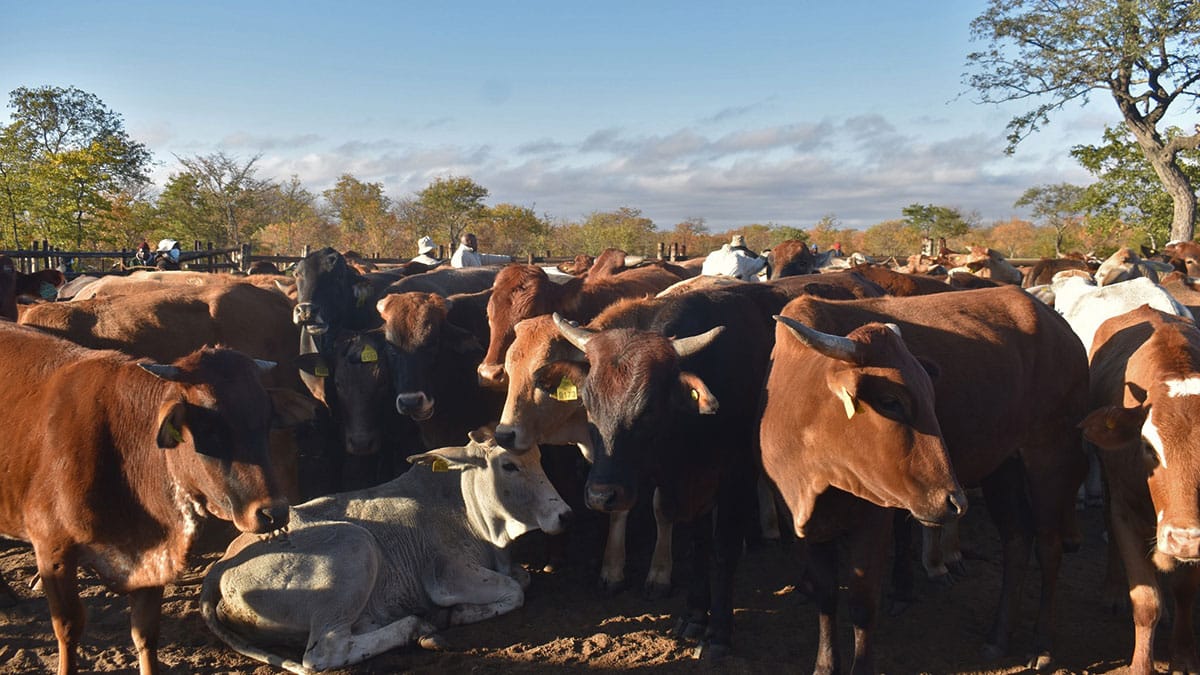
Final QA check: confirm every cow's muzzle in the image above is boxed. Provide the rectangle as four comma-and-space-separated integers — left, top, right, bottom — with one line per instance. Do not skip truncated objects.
396, 392, 435, 421
237, 498, 290, 534
1160, 524, 1200, 561
916, 488, 969, 527
585, 482, 634, 513
477, 362, 508, 389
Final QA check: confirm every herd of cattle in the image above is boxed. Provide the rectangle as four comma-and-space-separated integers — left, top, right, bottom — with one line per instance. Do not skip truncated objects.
1, 240, 1199, 674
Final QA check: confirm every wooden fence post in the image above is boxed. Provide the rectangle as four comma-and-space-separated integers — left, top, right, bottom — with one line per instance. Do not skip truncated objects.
239, 243, 252, 273
657, 242, 665, 260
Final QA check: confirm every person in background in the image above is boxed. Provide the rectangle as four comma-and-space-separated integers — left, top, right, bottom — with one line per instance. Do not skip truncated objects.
450, 232, 512, 268
412, 236, 442, 267
832, 241, 843, 257
701, 234, 767, 281
133, 240, 153, 267
154, 238, 182, 270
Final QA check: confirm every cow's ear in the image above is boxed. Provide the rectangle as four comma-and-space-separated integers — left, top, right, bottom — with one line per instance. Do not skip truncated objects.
267, 389, 320, 429
1080, 405, 1148, 449
409, 446, 487, 471
677, 371, 718, 415
534, 360, 589, 403
295, 353, 332, 378
156, 400, 187, 449
826, 369, 864, 420
352, 280, 373, 308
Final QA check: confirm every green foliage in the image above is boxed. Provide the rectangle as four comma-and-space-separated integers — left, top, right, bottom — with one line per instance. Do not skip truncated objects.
1072, 125, 1200, 247
901, 203, 970, 242
966, 0, 1200, 240
863, 219, 925, 258
574, 207, 658, 255
173, 152, 271, 247
1014, 182, 1087, 255
416, 175, 490, 245
479, 203, 551, 257
322, 174, 405, 255
0, 85, 151, 247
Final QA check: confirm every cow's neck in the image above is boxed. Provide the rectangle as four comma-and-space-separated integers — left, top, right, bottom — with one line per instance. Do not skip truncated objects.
555, 277, 586, 318
459, 472, 511, 548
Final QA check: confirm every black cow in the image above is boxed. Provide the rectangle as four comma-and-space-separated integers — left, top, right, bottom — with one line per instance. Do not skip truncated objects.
546, 284, 789, 658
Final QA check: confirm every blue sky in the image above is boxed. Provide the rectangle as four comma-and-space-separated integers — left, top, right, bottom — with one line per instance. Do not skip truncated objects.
3, 1, 1118, 231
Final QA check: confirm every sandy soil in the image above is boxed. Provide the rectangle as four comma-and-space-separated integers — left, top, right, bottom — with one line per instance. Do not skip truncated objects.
0, 495, 1173, 674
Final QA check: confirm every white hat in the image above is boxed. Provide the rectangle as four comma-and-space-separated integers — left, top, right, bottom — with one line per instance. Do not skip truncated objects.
417, 236, 436, 255
730, 234, 747, 248
156, 238, 178, 252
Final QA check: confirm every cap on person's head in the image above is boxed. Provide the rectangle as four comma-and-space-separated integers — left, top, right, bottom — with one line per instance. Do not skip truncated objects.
156, 238, 179, 252
730, 234, 747, 248
417, 236, 436, 255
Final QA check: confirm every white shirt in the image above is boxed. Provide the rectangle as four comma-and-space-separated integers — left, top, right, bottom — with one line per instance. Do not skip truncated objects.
412, 253, 442, 267
702, 245, 766, 281
451, 245, 510, 268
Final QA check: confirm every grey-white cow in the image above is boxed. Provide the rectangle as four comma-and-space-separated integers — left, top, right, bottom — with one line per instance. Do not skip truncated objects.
200, 430, 572, 674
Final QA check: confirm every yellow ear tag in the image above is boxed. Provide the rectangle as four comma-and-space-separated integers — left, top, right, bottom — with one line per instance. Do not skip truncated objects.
835, 387, 862, 420
552, 376, 579, 402
1106, 418, 1116, 429
164, 421, 184, 443
360, 345, 378, 363
691, 389, 700, 401
431, 458, 450, 472
314, 365, 330, 378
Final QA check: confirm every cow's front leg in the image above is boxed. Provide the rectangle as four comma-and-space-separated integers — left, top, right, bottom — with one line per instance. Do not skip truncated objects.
599, 510, 629, 594
34, 544, 83, 675
644, 488, 674, 599
427, 561, 526, 626
129, 585, 164, 675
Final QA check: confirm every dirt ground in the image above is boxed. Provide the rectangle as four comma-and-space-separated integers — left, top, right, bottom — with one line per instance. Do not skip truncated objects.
0, 495, 1176, 674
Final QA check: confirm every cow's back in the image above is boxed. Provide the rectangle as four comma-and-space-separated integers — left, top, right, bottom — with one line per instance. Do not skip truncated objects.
784, 286, 1088, 482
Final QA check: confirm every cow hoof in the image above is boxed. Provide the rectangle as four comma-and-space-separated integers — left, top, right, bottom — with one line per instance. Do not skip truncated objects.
1026, 652, 1052, 671
598, 577, 628, 596
929, 572, 954, 589
418, 633, 451, 651
692, 641, 730, 660
981, 643, 1006, 660
671, 617, 707, 642
642, 581, 672, 600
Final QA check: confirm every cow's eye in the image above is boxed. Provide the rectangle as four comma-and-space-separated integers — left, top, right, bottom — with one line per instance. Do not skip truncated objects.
501, 461, 519, 473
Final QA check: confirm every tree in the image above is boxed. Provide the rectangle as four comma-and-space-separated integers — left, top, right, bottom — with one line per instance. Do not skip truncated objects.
966, 1, 1200, 241
1, 86, 152, 247
986, 217, 1039, 257
256, 176, 332, 254
901, 203, 970, 246
669, 217, 715, 256
156, 171, 224, 246
576, 207, 658, 255
480, 203, 551, 257
1071, 124, 1200, 248
863, 219, 925, 257
174, 152, 270, 247
1014, 183, 1087, 256
415, 175, 489, 247
323, 174, 401, 255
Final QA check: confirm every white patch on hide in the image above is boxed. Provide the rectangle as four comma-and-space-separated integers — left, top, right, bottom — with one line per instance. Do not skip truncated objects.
1164, 377, 1200, 398
1142, 414, 1168, 469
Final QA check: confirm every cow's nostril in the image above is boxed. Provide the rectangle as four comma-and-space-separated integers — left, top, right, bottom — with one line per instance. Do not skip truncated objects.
947, 490, 968, 518
494, 429, 516, 447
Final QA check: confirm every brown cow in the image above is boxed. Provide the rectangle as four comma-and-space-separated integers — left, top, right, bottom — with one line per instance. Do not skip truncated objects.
477, 262, 684, 388
20, 281, 302, 392
1161, 240, 1200, 277
763, 286, 1088, 672
0, 322, 289, 675
1023, 257, 1094, 287
1081, 306, 1200, 675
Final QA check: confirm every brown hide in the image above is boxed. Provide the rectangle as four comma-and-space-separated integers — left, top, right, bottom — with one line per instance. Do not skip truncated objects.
1023, 258, 1093, 287
1083, 307, 1200, 673
479, 263, 683, 387
849, 263, 954, 296
1163, 240, 1200, 277
763, 286, 1088, 666
20, 281, 301, 391
0, 323, 288, 674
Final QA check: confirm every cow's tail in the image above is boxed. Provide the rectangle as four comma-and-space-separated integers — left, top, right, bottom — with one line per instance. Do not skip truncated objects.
199, 561, 313, 675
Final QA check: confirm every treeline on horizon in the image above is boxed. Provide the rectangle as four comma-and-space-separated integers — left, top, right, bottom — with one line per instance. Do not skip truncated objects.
2, 86, 1196, 264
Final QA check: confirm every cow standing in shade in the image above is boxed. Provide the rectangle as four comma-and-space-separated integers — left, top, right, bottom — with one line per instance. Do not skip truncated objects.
0, 322, 290, 675
1082, 306, 1200, 675
200, 430, 571, 674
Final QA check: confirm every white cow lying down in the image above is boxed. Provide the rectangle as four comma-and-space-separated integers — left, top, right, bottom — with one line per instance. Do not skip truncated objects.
200, 430, 572, 674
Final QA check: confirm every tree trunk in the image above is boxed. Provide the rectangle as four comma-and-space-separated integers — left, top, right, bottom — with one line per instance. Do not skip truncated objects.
1125, 120, 1196, 242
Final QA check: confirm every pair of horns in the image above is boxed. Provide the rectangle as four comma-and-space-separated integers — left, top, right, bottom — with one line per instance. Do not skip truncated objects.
773, 315, 900, 364
551, 313, 724, 357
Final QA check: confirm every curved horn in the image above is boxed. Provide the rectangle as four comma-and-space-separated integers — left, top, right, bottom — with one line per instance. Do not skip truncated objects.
552, 312, 594, 352
671, 326, 725, 358
883, 322, 902, 338
139, 363, 181, 381
773, 315, 861, 364
623, 255, 645, 266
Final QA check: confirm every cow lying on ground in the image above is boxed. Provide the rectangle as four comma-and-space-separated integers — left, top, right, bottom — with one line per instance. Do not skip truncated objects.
0, 323, 290, 675
200, 430, 572, 674
1082, 306, 1200, 675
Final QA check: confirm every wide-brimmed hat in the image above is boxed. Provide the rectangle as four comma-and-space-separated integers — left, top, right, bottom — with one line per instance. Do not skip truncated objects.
417, 236, 436, 255
730, 234, 747, 248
